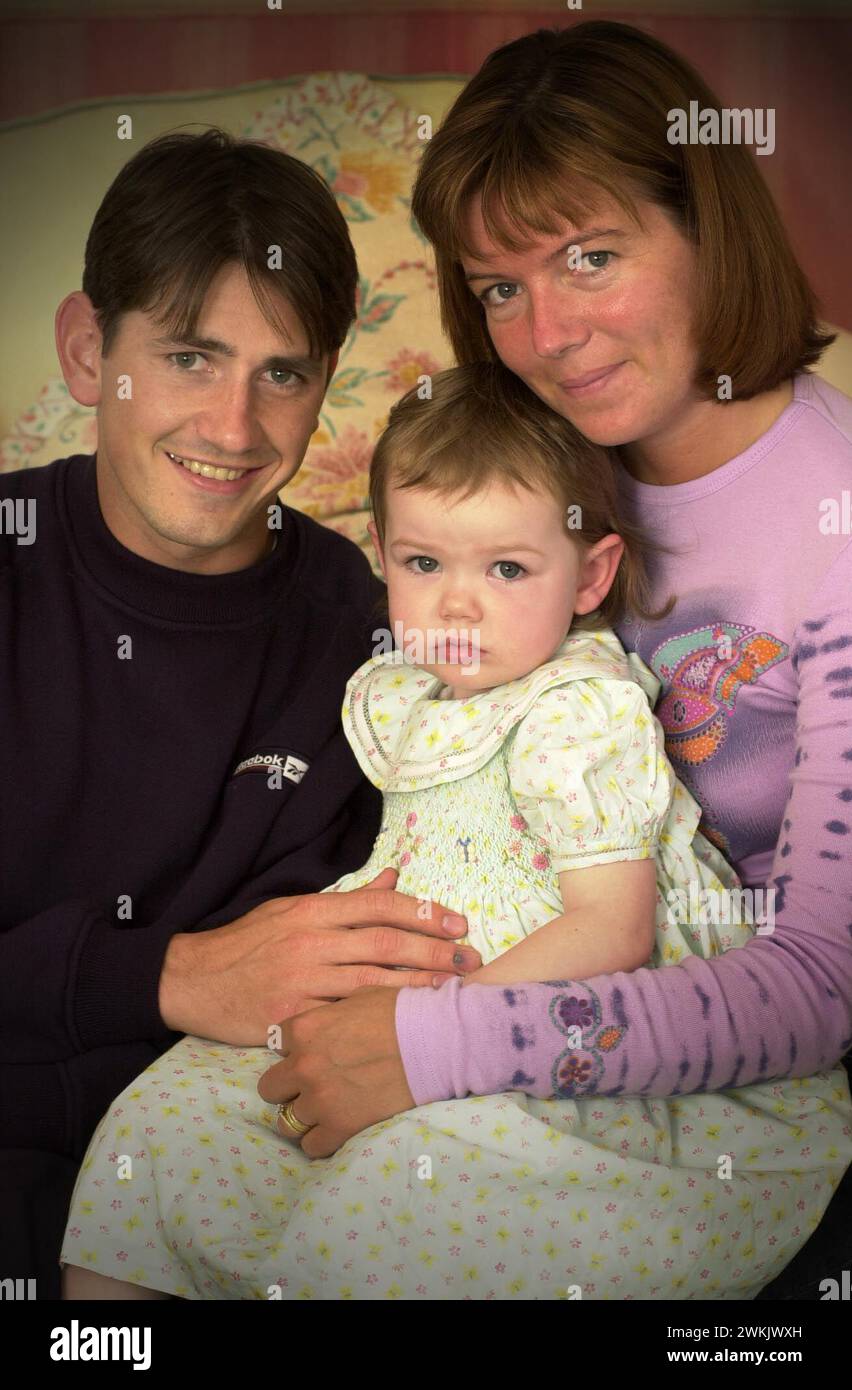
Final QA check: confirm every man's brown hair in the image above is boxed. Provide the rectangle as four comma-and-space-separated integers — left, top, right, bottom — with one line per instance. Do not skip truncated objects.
370, 360, 676, 630
82, 127, 357, 361
410, 21, 833, 398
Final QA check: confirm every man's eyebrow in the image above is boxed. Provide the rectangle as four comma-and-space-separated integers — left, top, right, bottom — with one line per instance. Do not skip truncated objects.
150, 334, 324, 375
463, 228, 627, 283
390, 539, 547, 557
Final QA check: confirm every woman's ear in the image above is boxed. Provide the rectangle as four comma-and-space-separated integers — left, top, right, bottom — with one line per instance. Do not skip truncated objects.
573, 534, 625, 616
367, 520, 387, 579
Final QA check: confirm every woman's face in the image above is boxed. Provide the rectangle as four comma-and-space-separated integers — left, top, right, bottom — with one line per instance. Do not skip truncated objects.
459, 192, 702, 455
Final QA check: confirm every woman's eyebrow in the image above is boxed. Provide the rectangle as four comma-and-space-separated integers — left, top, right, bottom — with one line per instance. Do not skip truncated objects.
464, 228, 627, 282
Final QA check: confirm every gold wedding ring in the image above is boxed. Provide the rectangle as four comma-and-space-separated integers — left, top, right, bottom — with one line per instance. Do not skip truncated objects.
277, 1100, 311, 1136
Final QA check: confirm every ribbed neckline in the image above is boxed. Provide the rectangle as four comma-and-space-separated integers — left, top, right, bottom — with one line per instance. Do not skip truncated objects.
615, 372, 810, 509
62, 453, 302, 626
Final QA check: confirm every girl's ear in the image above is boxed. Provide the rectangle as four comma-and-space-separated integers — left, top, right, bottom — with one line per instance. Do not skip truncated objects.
367, 520, 387, 578
573, 533, 625, 615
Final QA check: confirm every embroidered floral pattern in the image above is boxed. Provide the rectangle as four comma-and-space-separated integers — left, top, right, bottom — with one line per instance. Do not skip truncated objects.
544, 988, 628, 1098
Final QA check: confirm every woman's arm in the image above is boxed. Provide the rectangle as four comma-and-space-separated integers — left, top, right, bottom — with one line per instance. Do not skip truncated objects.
461, 858, 657, 985
395, 599, 852, 1103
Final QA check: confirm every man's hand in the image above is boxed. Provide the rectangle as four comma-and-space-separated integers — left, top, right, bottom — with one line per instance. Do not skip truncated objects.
158, 867, 478, 1044
257, 986, 414, 1157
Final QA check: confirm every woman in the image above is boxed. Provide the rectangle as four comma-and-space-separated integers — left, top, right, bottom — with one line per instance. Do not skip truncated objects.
260, 21, 852, 1298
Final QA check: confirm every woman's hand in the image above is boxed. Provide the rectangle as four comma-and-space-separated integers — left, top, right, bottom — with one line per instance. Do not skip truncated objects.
257, 986, 415, 1157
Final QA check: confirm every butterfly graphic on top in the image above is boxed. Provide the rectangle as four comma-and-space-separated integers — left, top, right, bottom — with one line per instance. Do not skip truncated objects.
646, 621, 788, 855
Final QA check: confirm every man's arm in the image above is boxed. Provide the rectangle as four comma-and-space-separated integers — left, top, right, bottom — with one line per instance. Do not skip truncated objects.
157, 867, 477, 1047
0, 838, 475, 1066
0, 899, 172, 1063
0, 772, 375, 1060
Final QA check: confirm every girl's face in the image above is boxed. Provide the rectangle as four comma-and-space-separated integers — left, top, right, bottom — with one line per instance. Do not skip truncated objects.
459, 192, 701, 458
369, 479, 623, 697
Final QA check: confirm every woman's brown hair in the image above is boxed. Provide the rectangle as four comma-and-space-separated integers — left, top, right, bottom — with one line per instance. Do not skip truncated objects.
83, 127, 357, 361
410, 20, 833, 398
370, 360, 676, 630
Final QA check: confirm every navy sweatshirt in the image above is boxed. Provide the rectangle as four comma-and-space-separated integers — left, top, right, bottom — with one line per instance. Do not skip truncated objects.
0, 454, 385, 1163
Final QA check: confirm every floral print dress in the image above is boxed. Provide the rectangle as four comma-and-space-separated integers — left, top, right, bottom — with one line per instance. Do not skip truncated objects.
61, 629, 852, 1300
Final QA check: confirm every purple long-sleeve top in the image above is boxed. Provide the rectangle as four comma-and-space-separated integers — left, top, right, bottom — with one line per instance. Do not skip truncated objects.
395, 372, 852, 1102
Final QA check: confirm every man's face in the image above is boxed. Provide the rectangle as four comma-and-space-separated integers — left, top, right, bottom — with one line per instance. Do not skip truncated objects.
459, 192, 700, 457
92, 263, 334, 573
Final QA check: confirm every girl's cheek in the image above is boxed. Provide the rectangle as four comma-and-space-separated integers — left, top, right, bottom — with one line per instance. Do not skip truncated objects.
503, 597, 547, 633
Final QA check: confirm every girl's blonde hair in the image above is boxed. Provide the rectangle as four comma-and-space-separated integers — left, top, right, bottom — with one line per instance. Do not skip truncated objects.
370, 361, 675, 630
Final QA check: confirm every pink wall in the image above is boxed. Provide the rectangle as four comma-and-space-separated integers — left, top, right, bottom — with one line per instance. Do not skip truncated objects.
2, 8, 850, 328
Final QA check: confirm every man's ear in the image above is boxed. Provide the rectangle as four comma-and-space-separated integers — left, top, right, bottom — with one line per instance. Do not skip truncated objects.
573, 533, 625, 615
367, 519, 387, 579
55, 291, 105, 408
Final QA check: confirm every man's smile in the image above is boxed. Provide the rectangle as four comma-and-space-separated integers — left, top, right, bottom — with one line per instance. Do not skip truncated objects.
164, 448, 269, 494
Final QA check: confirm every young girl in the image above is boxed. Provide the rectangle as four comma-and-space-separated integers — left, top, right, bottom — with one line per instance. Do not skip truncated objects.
61, 363, 852, 1301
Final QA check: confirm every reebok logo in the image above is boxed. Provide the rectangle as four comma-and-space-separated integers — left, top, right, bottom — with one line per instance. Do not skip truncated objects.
232, 749, 310, 785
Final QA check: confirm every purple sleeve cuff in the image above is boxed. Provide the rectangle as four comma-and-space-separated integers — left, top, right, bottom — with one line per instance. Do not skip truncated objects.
395, 981, 457, 1104
395, 977, 526, 1105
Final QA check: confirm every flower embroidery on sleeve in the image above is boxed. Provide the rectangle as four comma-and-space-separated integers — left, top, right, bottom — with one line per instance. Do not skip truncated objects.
547, 988, 629, 1098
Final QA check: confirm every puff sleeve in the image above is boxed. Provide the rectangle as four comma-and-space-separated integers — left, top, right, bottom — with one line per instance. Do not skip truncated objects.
506, 677, 676, 872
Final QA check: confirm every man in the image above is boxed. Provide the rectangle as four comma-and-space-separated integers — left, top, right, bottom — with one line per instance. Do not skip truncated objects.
0, 128, 479, 1300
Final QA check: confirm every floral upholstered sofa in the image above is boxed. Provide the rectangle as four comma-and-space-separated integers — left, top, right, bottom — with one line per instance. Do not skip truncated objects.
2, 70, 851, 581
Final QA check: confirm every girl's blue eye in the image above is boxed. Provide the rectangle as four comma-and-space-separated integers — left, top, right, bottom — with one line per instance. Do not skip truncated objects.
493, 561, 524, 580
407, 556, 439, 574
